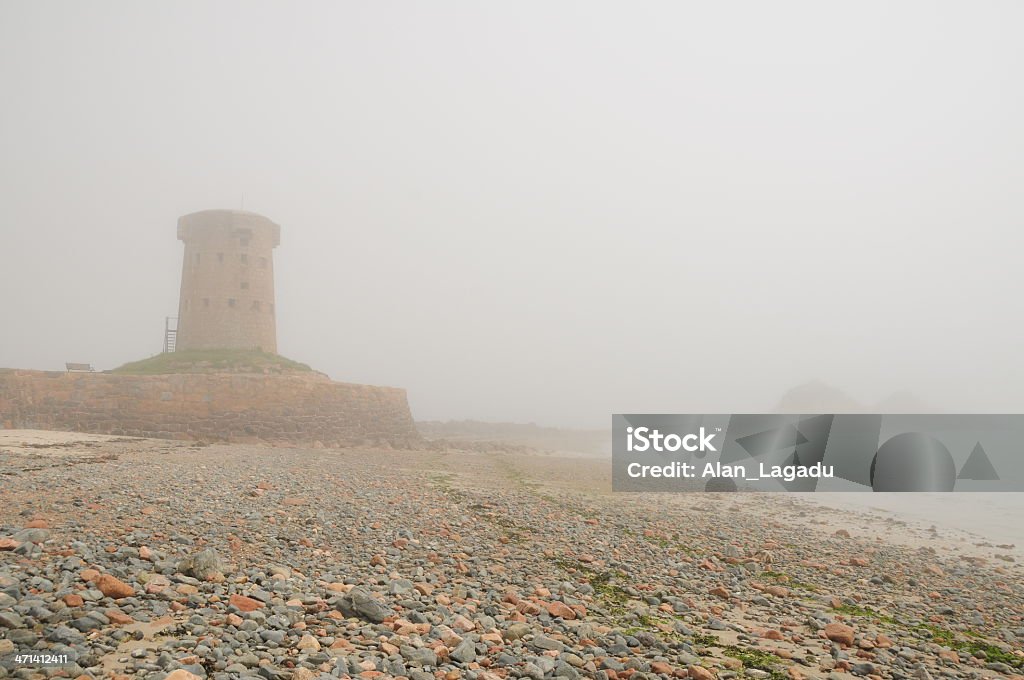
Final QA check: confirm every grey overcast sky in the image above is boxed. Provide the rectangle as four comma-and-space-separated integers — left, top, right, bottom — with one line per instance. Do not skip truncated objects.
1, 2, 1022, 427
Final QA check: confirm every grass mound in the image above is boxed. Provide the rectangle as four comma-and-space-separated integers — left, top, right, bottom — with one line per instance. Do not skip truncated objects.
111, 349, 313, 375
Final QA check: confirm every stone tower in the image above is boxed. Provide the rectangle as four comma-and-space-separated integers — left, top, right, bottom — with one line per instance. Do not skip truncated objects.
176, 209, 281, 353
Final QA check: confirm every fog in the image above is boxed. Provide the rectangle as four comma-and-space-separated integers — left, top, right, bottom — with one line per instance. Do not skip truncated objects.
2, 2, 1022, 427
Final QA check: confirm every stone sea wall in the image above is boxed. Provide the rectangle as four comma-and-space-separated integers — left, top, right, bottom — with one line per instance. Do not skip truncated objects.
0, 369, 418, 447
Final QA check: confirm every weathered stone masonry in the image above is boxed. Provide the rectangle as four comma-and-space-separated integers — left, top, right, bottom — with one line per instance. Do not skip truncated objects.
177, 210, 281, 353
0, 370, 419, 447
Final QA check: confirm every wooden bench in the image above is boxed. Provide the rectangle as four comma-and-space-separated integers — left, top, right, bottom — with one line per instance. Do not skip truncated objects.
65, 362, 95, 373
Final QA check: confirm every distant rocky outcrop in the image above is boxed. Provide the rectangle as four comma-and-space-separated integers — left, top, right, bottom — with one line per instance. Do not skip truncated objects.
774, 381, 864, 413
873, 390, 932, 413
775, 381, 932, 413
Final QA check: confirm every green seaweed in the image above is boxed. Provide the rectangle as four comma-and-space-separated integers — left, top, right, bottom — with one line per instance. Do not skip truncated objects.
722, 646, 788, 680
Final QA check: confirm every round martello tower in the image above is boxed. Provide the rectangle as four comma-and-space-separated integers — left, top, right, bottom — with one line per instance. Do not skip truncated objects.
176, 209, 281, 353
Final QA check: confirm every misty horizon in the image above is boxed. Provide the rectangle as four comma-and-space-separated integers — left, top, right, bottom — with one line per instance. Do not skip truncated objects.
3, 2, 1023, 427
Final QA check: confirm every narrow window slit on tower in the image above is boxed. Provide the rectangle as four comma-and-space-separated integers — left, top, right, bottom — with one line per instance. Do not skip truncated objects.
228, 298, 236, 308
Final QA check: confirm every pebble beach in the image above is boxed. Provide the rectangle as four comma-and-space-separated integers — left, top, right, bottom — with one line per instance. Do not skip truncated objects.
1, 433, 1021, 680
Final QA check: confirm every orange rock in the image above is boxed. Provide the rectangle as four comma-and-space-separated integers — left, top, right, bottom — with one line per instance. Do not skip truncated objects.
297, 634, 321, 651
545, 601, 576, 620
63, 593, 84, 607
764, 630, 784, 640
824, 622, 855, 646
0, 538, 19, 551
687, 665, 715, 680
25, 519, 49, 529
451, 615, 476, 632
139, 546, 153, 560
146, 575, 171, 594
874, 634, 893, 648
229, 593, 264, 612
106, 609, 134, 625
96, 574, 135, 599
651, 662, 673, 675
164, 671, 203, 680
710, 586, 730, 599
81, 569, 100, 582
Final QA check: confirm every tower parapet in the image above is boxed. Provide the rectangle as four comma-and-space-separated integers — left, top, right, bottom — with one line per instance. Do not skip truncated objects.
176, 210, 280, 353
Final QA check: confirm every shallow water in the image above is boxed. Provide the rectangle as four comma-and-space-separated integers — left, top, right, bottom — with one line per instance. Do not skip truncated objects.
805, 492, 1024, 545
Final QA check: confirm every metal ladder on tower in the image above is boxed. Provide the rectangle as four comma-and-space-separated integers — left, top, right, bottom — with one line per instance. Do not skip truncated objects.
164, 316, 178, 353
